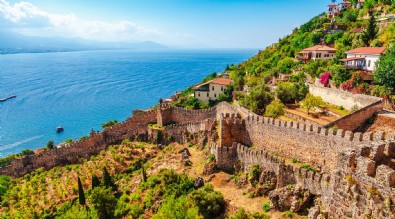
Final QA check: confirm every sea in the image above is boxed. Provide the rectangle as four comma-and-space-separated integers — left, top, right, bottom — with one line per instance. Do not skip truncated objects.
0, 49, 256, 156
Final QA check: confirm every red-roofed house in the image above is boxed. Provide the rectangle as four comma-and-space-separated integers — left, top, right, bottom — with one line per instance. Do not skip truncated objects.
193, 78, 233, 103
340, 47, 386, 71
298, 45, 337, 62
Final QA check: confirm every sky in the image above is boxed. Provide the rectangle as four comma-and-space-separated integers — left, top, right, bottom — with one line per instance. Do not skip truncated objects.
0, 0, 328, 49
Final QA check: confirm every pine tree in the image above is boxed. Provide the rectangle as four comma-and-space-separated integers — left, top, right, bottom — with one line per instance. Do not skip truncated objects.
362, 12, 378, 46
77, 177, 86, 205
91, 174, 100, 189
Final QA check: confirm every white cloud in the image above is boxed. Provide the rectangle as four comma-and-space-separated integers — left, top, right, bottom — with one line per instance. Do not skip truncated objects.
0, 0, 161, 42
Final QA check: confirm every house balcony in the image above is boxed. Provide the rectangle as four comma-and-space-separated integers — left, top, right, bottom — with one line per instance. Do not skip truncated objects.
344, 65, 364, 70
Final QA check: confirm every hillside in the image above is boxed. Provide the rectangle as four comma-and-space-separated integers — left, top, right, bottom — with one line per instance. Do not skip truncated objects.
0, 140, 304, 219
228, 1, 395, 97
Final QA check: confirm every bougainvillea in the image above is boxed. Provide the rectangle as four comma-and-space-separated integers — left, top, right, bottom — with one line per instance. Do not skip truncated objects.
319, 72, 332, 87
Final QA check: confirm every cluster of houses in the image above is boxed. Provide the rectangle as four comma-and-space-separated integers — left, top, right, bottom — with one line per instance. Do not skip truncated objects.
298, 44, 385, 82
327, 0, 364, 18
191, 43, 386, 103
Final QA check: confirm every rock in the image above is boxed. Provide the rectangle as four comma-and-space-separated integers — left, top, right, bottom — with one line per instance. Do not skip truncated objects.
207, 174, 215, 182
182, 151, 190, 160
157, 144, 164, 150
308, 205, 320, 219
203, 161, 217, 175
194, 176, 204, 189
269, 187, 295, 211
178, 147, 191, 156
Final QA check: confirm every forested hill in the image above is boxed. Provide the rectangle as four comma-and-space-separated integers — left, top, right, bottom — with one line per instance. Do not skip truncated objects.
227, 1, 395, 90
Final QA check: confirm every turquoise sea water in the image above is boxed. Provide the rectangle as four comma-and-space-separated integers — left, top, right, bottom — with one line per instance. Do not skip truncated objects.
0, 49, 255, 156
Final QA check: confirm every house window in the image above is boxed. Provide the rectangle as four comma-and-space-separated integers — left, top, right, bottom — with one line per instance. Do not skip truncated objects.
368, 60, 371, 67
212, 86, 214, 91
198, 92, 200, 97
214, 94, 216, 98
221, 86, 224, 91
207, 93, 209, 97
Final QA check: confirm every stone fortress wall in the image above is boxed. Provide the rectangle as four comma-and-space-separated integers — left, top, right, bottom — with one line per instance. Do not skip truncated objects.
210, 140, 395, 218
0, 97, 394, 218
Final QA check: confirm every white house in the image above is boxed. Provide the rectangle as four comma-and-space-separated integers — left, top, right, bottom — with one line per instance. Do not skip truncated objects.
340, 47, 386, 72
327, 1, 352, 18
298, 45, 337, 62
193, 78, 233, 103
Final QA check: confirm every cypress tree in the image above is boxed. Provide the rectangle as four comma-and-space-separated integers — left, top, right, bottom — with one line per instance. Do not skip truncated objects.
91, 174, 100, 189
142, 166, 147, 182
77, 177, 86, 205
362, 12, 378, 46
103, 167, 117, 191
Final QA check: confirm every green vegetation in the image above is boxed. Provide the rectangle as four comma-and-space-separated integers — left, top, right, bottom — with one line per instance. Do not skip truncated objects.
0, 142, 228, 219
275, 82, 308, 104
374, 44, 395, 90
77, 177, 86, 206
264, 100, 285, 118
300, 94, 326, 115
46, 140, 55, 150
262, 201, 271, 212
102, 120, 118, 128
238, 83, 274, 114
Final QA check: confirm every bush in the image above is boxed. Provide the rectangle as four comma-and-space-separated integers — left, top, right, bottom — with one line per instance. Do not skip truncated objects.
153, 195, 200, 219
276, 82, 308, 104
89, 186, 117, 219
300, 94, 325, 115
262, 201, 271, 212
239, 83, 274, 114
188, 185, 226, 219
264, 100, 285, 118
229, 208, 250, 219
102, 120, 118, 128
319, 72, 332, 87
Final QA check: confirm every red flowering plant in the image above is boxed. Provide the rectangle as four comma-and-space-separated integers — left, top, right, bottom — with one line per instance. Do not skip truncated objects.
319, 72, 332, 87
340, 72, 363, 92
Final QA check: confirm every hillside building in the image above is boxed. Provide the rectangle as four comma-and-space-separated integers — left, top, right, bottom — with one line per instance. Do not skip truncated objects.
327, 1, 352, 18
298, 45, 337, 62
340, 47, 386, 72
193, 78, 233, 103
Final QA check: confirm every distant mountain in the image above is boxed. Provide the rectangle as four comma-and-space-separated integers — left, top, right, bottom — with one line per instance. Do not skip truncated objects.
0, 31, 167, 54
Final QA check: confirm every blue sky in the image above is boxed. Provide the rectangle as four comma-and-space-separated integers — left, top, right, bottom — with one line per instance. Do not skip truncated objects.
0, 0, 328, 48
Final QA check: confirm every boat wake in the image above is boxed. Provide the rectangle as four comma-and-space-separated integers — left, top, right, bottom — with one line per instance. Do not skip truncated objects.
0, 135, 44, 152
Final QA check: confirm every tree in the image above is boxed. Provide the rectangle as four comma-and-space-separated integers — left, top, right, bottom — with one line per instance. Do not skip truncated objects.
19, 149, 34, 156
300, 94, 326, 115
142, 166, 147, 183
92, 175, 100, 189
374, 45, 395, 90
239, 83, 274, 114
46, 141, 55, 150
362, 13, 378, 46
264, 100, 285, 118
103, 167, 116, 191
188, 185, 226, 219
276, 82, 308, 104
77, 177, 86, 205
90, 186, 117, 219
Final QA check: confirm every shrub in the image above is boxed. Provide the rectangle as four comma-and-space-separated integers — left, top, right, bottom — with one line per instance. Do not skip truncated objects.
262, 201, 271, 212
319, 72, 332, 87
264, 100, 285, 118
300, 94, 326, 115
188, 185, 225, 218
276, 82, 308, 104
229, 208, 249, 219
102, 120, 118, 128
153, 195, 200, 219
89, 186, 117, 219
